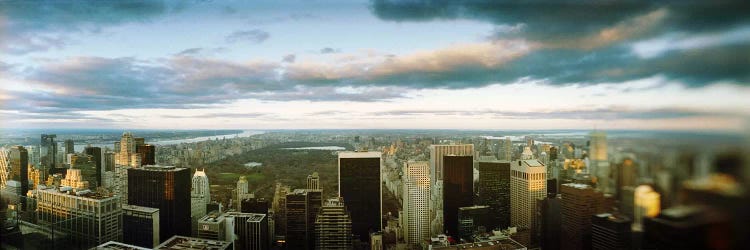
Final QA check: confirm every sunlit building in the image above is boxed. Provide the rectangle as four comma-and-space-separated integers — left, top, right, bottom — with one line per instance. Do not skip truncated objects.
338, 151, 382, 242
402, 161, 430, 248
511, 159, 547, 229
589, 131, 612, 194
61, 168, 89, 189
633, 185, 660, 230
36, 185, 123, 249
307, 172, 320, 190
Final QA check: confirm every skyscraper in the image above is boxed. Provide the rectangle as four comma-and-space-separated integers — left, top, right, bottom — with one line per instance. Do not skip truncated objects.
511, 159, 547, 229
477, 160, 511, 230
591, 213, 631, 250
402, 161, 430, 248
237, 176, 251, 210
225, 212, 269, 250
315, 197, 353, 250
192, 169, 211, 236
457, 205, 490, 241
307, 172, 320, 190
137, 144, 156, 166
338, 151, 382, 242
128, 165, 191, 241
442, 155, 474, 238
536, 195, 561, 250
84, 146, 103, 187
115, 132, 142, 205
69, 153, 98, 188
8, 146, 28, 201
122, 204, 160, 248
560, 183, 605, 250
64, 139, 75, 155
589, 131, 611, 194
36, 186, 123, 249
633, 185, 660, 231
429, 144, 474, 235
40, 134, 57, 175
285, 188, 322, 250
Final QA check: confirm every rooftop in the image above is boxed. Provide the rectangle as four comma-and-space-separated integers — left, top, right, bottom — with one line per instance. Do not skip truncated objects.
432, 238, 526, 250
562, 183, 592, 190
95, 241, 151, 250
122, 204, 159, 213
139, 165, 185, 171
156, 236, 232, 250
338, 151, 382, 158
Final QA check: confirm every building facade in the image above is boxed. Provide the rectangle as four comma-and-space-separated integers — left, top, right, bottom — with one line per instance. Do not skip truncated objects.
122, 204, 160, 248
402, 161, 430, 248
315, 197, 353, 250
511, 160, 547, 229
128, 165, 191, 241
429, 144, 474, 235
476, 160, 511, 230
443, 155, 474, 238
338, 151, 381, 242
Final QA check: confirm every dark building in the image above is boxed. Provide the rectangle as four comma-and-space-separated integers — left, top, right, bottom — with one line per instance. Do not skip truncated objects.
536, 195, 561, 250
457, 205, 490, 241
64, 139, 74, 155
285, 189, 322, 250
560, 183, 605, 250
476, 160, 511, 230
70, 153, 99, 187
241, 197, 270, 214
84, 147, 102, 187
591, 213, 631, 250
443, 155, 474, 238
136, 144, 156, 166
338, 152, 381, 243
40, 134, 57, 174
549, 146, 558, 161
122, 204, 160, 248
9, 146, 29, 204
128, 165, 191, 241
227, 212, 269, 250
315, 197, 353, 250
547, 178, 558, 197
616, 159, 637, 200
104, 152, 115, 172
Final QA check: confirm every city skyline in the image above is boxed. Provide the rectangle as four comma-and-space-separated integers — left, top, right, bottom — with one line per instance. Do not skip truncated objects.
1, 1, 748, 130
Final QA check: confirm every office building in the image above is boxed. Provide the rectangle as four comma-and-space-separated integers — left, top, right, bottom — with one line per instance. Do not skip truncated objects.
536, 195, 561, 250
591, 213, 631, 250
36, 186, 122, 248
633, 185, 660, 230
70, 153, 99, 188
192, 169, 211, 235
136, 144, 156, 166
96, 241, 151, 250
589, 131, 612, 194
457, 205, 490, 241
307, 172, 320, 190
643, 205, 728, 249
84, 146, 103, 187
7, 146, 29, 202
61, 168, 89, 189
338, 151, 382, 242
431, 238, 526, 250
429, 144, 474, 235
560, 183, 605, 250
402, 161, 430, 248
476, 160, 511, 230
615, 158, 637, 200
286, 188, 322, 250
236, 176, 252, 210
225, 212, 269, 250
443, 155, 474, 238
128, 165, 191, 241
122, 204, 160, 248
241, 197, 270, 214
272, 182, 290, 237
370, 232, 383, 250
65, 139, 75, 155
156, 235, 232, 250
198, 212, 226, 241
41, 134, 57, 173
511, 159, 547, 229
315, 197, 353, 250
116, 132, 140, 167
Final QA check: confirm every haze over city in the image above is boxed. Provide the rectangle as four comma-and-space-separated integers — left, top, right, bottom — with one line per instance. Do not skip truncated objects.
1, 1, 748, 130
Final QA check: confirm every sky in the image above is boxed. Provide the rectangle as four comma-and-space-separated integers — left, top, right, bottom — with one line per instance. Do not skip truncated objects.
0, 0, 749, 131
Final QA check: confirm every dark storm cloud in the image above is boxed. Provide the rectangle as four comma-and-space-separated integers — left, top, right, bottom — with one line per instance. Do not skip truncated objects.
365, 0, 750, 88
0, 0, 186, 54
225, 29, 270, 44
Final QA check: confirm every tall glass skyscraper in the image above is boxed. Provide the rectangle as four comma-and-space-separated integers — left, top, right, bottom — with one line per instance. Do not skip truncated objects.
338, 151, 381, 243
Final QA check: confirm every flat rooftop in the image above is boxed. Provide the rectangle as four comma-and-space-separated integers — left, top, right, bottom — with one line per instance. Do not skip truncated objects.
95, 241, 151, 250
156, 236, 232, 250
432, 238, 526, 250
122, 204, 159, 213
338, 151, 382, 158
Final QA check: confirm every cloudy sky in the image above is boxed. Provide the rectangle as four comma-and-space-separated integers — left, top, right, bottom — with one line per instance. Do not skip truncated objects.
1, 0, 748, 131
